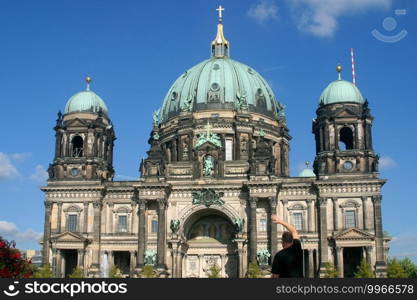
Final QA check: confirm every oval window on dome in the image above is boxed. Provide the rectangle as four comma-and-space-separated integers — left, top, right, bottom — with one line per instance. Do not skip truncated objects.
257, 88, 263, 95
211, 82, 220, 91
171, 91, 178, 101
248, 68, 254, 74
213, 64, 220, 70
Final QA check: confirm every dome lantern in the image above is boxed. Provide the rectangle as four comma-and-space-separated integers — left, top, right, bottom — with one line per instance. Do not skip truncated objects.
211, 5, 229, 58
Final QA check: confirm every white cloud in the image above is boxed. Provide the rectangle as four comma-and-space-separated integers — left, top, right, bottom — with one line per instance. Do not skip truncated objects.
0, 152, 19, 180
0, 221, 42, 244
30, 165, 48, 183
8, 152, 32, 162
287, 0, 391, 37
247, 0, 279, 24
379, 156, 398, 169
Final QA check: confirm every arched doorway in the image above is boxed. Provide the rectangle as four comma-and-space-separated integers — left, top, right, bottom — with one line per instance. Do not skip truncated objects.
182, 209, 238, 278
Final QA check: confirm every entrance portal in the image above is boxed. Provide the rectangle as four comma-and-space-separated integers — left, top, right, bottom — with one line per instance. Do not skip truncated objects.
183, 212, 238, 278
114, 251, 130, 275
63, 249, 78, 277
343, 247, 363, 277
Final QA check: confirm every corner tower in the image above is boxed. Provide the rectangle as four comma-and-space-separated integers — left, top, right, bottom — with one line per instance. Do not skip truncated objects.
313, 66, 378, 177
48, 77, 116, 181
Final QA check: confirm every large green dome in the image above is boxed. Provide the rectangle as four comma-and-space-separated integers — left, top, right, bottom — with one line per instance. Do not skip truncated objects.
64, 87, 108, 115
160, 57, 279, 121
319, 69, 364, 106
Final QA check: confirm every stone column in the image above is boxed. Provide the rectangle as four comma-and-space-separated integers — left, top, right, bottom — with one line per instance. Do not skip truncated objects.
336, 246, 344, 278
56, 202, 62, 234
157, 198, 168, 269
277, 198, 283, 235
56, 249, 62, 278
332, 198, 339, 231
365, 246, 374, 265
83, 202, 89, 234
90, 200, 102, 275
108, 202, 114, 234
308, 249, 314, 278
77, 249, 85, 270
235, 239, 246, 278
318, 197, 329, 277
269, 197, 278, 257
372, 195, 386, 277
361, 196, 369, 231
307, 199, 314, 233
249, 197, 258, 263
130, 251, 136, 276
170, 239, 181, 278
136, 199, 146, 268
51, 247, 58, 277
42, 201, 53, 265
281, 199, 288, 222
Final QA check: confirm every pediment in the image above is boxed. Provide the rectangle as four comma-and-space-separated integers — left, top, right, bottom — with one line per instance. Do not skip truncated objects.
65, 118, 88, 127
195, 140, 220, 150
333, 107, 360, 118
53, 231, 88, 243
334, 228, 374, 240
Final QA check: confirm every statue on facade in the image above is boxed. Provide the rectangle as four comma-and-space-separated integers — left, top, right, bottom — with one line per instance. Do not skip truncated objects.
170, 219, 180, 234
275, 101, 286, 122
182, 94, 194, 112
192, 189, 225, 207
152, 109, 160, 127
144, 250, 157, 266
203, 155, 215, 177
233, 218, 245, 235
235, 90, 248, 111
257, 249, 271, 266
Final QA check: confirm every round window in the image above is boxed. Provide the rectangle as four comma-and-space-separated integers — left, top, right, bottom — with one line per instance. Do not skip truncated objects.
71, 168, 80, 177
211, 82, 220, 91
343, 161, 353, 170
171, 91, 178, 100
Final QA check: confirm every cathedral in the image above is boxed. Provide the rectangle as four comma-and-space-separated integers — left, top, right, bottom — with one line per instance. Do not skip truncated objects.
41, 7, 390, 278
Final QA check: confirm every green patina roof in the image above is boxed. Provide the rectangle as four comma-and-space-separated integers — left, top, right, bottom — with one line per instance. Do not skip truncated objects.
64, 89, 108, 115
319, 77, 365, 106
298, 168, 316, 177
159, 57, 281, 121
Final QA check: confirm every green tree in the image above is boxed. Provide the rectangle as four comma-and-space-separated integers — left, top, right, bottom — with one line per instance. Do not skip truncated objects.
68, 266, 84, 278
323, 262, 338, 278
398, 258, 417, 278
354, 259, 375, 278
207, 264, 221, 278
387, 258, 408, 278
141, 265, 156, 278
246, 261, 262, 278
109, 265, 123, 278
33, 264, 53, 278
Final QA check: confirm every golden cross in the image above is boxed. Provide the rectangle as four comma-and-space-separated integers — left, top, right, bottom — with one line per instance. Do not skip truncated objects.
216, 5, 225, 20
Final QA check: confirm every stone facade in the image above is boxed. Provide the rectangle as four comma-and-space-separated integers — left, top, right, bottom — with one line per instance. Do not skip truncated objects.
41, 14, 389, 279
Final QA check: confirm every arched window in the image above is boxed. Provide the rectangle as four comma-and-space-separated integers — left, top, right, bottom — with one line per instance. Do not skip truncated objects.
339, 127, 354, 150
71, 136, 84, 157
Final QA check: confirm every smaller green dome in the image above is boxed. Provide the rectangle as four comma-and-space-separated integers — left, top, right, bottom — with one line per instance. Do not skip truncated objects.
319, 67, 364, 105
64, 79, 108, 115
298, 168, 315, 177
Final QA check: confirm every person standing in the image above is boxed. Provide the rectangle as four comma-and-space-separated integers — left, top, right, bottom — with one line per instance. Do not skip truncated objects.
270, 215, 304, 278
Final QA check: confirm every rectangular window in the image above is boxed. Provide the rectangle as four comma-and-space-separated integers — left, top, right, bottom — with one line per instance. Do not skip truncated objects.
292, 213, 303, 231
344, 210, 356, 228
118, 215, 128, 232
151, 220, 158, 233
225, 139, 233, 161
259, 219, 267, 232
68, 214, 77, 232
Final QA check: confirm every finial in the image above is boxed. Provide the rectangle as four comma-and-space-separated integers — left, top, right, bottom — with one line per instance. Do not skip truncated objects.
216, 5, 225, 23
206, 120, 212, 136
336, 64, 342, 80
211, 5, 229, 58
85, 76, 92, 91
305, 161, 311, 168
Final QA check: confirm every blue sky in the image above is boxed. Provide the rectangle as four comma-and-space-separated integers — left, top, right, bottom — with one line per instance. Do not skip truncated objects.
0, 0, 416, 261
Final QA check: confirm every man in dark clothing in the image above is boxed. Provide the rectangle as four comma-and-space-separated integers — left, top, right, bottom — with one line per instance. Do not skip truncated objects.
270, 215, 303, 278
